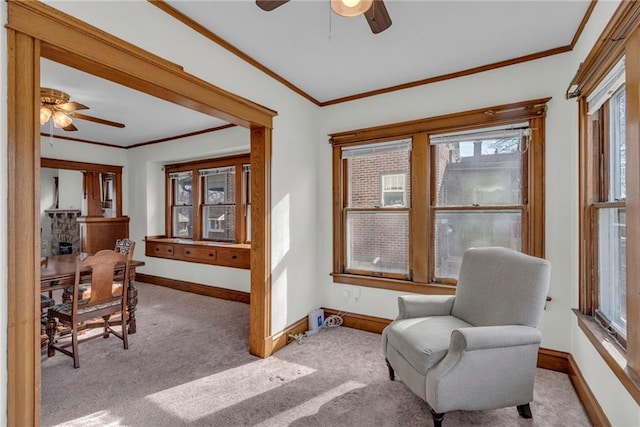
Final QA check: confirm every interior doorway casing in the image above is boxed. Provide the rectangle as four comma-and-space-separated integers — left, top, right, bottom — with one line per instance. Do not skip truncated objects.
6, 1, 274, 425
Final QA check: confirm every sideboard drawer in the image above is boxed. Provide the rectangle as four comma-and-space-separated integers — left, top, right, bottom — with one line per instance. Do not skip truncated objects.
174, 245, 217, 263
146, 241, 175, 259
217, 247, 250, 269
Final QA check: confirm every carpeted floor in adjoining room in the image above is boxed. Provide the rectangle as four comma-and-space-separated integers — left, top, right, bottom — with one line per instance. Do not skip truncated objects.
41, 282, 591, 426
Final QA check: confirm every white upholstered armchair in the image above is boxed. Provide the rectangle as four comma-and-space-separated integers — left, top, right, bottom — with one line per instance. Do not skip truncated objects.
382, 247, 551, 426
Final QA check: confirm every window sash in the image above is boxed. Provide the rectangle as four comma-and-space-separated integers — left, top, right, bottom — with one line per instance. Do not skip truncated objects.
595, 205, 627, 341
433, 209, 523, 281
344, 209, 410, 279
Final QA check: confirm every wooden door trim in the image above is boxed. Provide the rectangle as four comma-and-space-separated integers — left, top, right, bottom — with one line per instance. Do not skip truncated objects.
6, 1, 274, 425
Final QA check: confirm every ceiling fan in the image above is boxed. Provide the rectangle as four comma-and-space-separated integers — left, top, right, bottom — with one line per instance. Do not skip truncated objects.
39, 87, 125, 132
256, 0, 392, 34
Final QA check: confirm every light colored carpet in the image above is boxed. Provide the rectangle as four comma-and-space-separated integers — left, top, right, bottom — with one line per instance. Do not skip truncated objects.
42, 282, 591, 426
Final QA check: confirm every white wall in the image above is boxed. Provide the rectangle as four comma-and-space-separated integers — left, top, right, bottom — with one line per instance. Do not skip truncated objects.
56, 169, 83, 210
40, 167, 58, 255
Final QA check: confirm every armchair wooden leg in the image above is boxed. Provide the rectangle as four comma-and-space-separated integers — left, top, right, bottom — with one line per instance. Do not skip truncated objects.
385, 358, 395, 381
430, 409, 445, 427
517, 403, 532, 419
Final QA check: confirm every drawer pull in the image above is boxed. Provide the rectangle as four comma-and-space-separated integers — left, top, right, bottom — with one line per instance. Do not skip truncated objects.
232, 255, 238, 259
155, 247, 159, 252
186, 250, 191, 255
209, 253, 214, 257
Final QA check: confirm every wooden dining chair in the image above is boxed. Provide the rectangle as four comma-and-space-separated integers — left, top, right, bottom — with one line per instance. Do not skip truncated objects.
114, 238, 135, 260
66, 238, 136, 301
46, 249, 130, 368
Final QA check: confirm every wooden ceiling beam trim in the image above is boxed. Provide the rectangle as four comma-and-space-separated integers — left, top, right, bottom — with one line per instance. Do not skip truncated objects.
7, 0, 276, 129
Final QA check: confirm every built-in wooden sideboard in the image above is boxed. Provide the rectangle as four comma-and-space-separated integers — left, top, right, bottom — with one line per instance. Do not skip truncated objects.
78, 216, 130, 255
145, 236, 250, 269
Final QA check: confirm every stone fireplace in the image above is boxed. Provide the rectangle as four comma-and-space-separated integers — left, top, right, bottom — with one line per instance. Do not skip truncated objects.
45, 209, 81, 255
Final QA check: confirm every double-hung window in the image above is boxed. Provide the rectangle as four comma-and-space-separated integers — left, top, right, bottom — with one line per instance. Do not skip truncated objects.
583, 58, 627, 345
331, 99, 547, 292
342, 140, 411, 278
571, 1, 640, 400
165, 154, 250, 243
201, 166, 236, 241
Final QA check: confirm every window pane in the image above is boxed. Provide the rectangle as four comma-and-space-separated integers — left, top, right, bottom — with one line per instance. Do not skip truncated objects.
434, 210, 522, 279
433, 138, 521, 206
172, 206, 193, 238
203, 205, 235, 241
347, 142, 411, 208
174, 173, 193, 206
204, 171, 236, 204
381, 174, 406, 207
609, 88, 626, 201
598, 207, 626, 337
346, 211, 409, 276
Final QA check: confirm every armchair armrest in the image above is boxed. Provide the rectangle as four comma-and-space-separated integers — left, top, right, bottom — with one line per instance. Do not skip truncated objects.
450, 325, 542, 352
397, 295, 456, 319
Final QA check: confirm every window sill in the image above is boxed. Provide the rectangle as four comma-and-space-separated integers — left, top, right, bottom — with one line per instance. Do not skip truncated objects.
573, 309, 640, 404
331, 273, 456, 295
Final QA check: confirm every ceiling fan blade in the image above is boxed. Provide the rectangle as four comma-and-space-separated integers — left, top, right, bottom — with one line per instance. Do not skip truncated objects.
256, 0, 289, 11
72, 112, 126, 128
62, 123, 78, 132
56, 101, 90, 112
364, 0, 392, 34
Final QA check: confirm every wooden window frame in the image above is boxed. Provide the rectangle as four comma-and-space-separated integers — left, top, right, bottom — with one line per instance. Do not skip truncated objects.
164, 153, 250, 243
330, 98, 548, 294
571, 1, 640, 404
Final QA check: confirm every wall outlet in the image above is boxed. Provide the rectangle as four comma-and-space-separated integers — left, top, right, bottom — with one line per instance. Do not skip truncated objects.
342, 289, 350, 299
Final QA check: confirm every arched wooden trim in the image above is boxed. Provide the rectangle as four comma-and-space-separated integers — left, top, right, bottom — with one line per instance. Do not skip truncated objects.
6, 1, 274, 425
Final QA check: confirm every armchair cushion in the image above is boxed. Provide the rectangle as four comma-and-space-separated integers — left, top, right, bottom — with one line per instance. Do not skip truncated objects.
384, 315, 472, 375
450, 325, 542, 353
397, 295, 455, 319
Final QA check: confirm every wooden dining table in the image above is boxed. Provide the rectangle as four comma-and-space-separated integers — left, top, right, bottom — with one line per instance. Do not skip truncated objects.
40, 253, 145, 334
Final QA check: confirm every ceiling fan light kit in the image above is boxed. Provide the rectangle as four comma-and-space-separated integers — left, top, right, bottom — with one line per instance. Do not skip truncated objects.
331, 0, 372, 17
39, 87, 125, 132
256, 0, 391, 33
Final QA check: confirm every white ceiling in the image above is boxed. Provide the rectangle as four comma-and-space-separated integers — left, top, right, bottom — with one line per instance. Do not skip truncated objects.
40, 0, 592, 148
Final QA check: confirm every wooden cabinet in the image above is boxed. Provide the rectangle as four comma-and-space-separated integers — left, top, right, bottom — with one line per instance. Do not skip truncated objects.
145, 236, 249, 269
77, 216, 130, 254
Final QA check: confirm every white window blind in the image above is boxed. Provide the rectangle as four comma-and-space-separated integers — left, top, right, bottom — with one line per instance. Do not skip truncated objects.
341, 139, 411, 159
199, 166, 235, 177
430, 122, 529, 145
169, 171, 191, 180
587, 56, 625, 116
